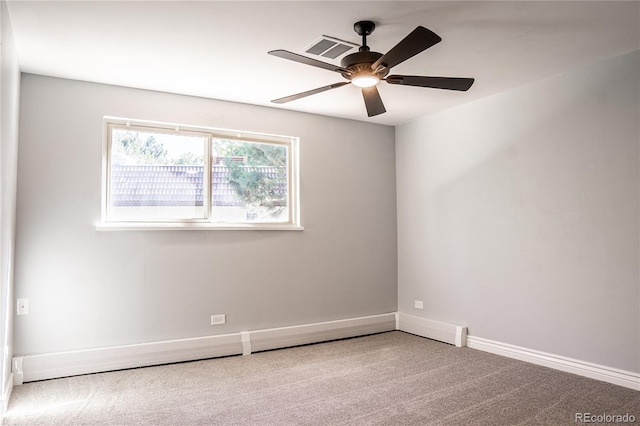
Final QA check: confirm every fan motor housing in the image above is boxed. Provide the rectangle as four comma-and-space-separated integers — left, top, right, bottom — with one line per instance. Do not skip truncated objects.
340, 51, 388, 80
341, 51, 381, 68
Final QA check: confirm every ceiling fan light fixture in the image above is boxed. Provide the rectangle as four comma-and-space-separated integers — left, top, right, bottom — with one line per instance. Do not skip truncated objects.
351, 74, 380, 88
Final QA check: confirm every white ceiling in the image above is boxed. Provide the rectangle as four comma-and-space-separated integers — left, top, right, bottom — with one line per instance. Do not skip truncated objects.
6, 1, 640, 126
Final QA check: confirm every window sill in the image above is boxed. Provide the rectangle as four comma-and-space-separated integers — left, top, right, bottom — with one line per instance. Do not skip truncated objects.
96, 222, 304, 231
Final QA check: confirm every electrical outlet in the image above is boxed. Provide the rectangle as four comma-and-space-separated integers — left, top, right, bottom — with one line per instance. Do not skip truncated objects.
211, 314, 226, 325
17, 298, 29, 316
414, 300, 424, 310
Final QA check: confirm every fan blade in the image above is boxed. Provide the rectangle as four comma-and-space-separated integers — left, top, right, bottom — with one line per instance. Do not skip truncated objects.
271, 82, 350, 104
269, 50, 349, 74
362, 86, 386, 117
386, 75, 474, 91
372, 26, 441, 71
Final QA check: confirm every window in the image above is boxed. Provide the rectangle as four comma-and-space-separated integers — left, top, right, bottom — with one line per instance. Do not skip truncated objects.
100, 117, 301, 230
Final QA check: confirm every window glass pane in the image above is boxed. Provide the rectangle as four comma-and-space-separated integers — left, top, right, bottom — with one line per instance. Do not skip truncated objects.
109, 129, 207, 220
211, 139, 288, 222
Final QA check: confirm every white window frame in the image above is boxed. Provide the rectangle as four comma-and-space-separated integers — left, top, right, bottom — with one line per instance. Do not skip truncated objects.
98, 117, 302, 231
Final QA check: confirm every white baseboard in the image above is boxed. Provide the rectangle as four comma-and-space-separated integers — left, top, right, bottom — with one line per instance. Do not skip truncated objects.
397, 313, 467, 347
1, 373, 13, 421
467, 336, 640, 391
13, 313, 397, 383
250, 313, 396, 353
11, 313, 638, 393
14, 333, 243, 384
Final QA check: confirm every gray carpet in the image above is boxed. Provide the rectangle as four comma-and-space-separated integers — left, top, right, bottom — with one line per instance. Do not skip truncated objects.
4, 331, 639, 425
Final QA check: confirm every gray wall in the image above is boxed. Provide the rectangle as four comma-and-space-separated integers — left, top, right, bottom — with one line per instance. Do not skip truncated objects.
0, 0, 21, 400
396, 51, 639, 372
14, 74, 397, 355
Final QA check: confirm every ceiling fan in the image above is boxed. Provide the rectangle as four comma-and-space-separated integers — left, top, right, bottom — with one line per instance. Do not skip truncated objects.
268, 21, 475, 117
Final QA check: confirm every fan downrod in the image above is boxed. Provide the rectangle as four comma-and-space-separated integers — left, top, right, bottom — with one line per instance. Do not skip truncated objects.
354, 20, 375, 52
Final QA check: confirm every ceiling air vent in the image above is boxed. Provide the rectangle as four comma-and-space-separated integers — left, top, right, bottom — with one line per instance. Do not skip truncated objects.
305, 35, 358, 60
